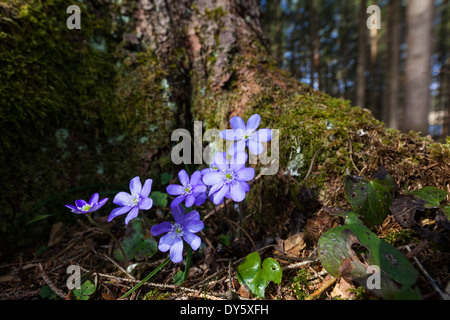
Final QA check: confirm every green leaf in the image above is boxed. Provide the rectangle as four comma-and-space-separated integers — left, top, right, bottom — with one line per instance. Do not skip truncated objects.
442, 206, 450, 219
150, 191, 168, 208
318, 218, 420, 300
405, 186, 447, 208
40, 285, 57, 299
161, 172, 173, 185
236, 252, 282, 298
114, 218, 158, 262
344, 166, 395, 226
73, 278, 96, 300
173, 270, 184, 285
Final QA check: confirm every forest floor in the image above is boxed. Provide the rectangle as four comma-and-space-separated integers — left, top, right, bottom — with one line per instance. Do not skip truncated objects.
0, 190, 449, 301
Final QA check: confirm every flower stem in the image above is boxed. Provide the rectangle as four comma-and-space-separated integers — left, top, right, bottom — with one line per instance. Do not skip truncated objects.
85, 213, 129, 267
182, 245, 193, 282
119, 256, 171, 299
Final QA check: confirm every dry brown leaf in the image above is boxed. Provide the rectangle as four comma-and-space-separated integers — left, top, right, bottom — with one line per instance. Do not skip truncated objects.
283, 232, 306, 256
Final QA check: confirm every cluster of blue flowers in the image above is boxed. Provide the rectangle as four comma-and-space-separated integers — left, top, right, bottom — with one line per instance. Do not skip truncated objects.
66, 114, 271, 264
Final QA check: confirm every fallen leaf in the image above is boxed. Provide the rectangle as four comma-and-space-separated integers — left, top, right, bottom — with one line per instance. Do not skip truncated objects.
330, 278, 356, 300
390, 196, 450, 245
283, 232, 306, 256
101, 292, 116, 300
47, 222, 65, 247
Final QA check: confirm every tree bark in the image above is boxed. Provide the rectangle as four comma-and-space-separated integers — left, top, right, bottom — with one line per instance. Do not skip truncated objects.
383, 0, 401, 130
356, 0, 368, 109
309, 0, 320, 91
403, 0, 434, 135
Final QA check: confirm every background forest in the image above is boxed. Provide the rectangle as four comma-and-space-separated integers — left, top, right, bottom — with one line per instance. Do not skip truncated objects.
261, 0, 449, 139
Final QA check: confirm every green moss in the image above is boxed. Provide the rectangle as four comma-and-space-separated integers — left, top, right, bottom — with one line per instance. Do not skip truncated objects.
0, 0, 177, 250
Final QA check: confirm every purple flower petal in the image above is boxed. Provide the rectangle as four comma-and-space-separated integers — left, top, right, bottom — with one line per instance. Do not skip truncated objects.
184, 219, 204, 233
129, 176, 142, 195
221, 129, 239, 141
170, 195, 186, 208
230, 182, 246, 202
113, 192, 132, 206
141, 179, 153, 197
89, 193, 99, 206
65, 204, 80, 213
75, 199, 88, 208
201, 167, 212, 175
185, 194, 195, 207
193, 184, 207, 193
208, 180, 224, 196
212, 151, 229, 172
184, 210, 200, 222
240, 181, 250, 192
183, 232, 201, 251
159, 233, 176, 252
194, 192, 207, 206
108, 206, 131, 222
230, 151, 248, 172
203, 171, 225, 186
248, 139, 264, 155
167, 184, 184, 195
212, 184, 229, 205
189, 171, 201, 186
254, 128, 272, 142
171, 205, 186, 224
246, 114, 261, 131
139, 197, 153, 210
151, 221, 173, 236
227, 140, 246, 156
93, 198, 108, 210
236, 167, 255, 182
125, 206, 139, 225
170, 238, 184, 263
230, 116, 246, 130
178, 169, 190, 186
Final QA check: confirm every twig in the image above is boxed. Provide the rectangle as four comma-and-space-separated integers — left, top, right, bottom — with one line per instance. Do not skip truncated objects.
305, 275, 337, 300
223, 217, 257, 251
302, 146, 324, 184
348, 137, 362, 175
101, 252, 135, 280
38, 263, 66, 299
405, 245, 448, 300
94, 271, 228, 300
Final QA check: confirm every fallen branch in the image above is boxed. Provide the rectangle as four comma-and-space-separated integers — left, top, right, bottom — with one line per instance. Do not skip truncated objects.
38, 263, 66, 299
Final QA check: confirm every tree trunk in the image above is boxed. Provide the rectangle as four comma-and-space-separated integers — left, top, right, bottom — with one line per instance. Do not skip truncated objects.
403, 0, 433, 135
309, 0, 320, 91
356, 0, 368, 108
383, 0, 401, 130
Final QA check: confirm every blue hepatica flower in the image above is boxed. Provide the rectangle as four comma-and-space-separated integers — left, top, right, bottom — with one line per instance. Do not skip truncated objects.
167, 170, 207, 208
221, 114, 272, 156
151, 205, 204, 263
202, 151, 254, 205
108, 176, 153, 225
66, 193, 108, 214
